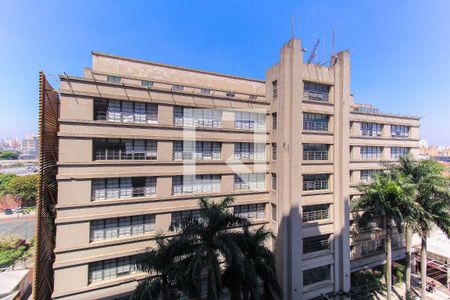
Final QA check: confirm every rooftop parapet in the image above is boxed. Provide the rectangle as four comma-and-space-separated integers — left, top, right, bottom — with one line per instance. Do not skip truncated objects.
351, 103, 421, 120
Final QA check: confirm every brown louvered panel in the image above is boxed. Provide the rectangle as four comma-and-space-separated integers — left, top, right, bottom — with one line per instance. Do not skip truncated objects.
33, 72, 59, 300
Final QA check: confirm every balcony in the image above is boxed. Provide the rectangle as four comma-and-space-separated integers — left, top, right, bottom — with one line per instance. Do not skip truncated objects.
303, 150, 328, 161
95, 111, 158, 124
303, 120, 328, 132
303, 209, 329, 222
94, 149, 156, 161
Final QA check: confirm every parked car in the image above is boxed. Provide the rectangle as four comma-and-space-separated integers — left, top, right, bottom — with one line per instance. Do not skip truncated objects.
14, 207, 23, 213
3, 209, 13, 215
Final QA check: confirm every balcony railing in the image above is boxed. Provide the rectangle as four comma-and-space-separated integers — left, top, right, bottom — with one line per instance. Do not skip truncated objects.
303, 180, 328, 191
303, 121, 328, 131
303, 91, 329, 102
303, 238, 330, 253
303, 209, 329, 222
92, 186, 155, 201
303, 150, 328, 161
95, 111, 157, 124
94, 150, 156, 160
360, 154, 382, 160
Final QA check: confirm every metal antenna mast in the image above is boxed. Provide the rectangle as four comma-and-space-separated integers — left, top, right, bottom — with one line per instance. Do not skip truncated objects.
307, 39, 320, 64
291, 15, 295, 39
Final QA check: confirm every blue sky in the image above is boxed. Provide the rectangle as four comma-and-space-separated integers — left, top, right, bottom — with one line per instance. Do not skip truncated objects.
0, 0, 449, 145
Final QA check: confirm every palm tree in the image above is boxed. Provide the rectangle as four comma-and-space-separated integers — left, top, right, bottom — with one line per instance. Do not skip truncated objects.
169, 196, 250, 299
132, 236, 183, 300
224, 227, 282, 300
133, 197, 282, 299
353, 172, 415, 300
391, 155, 423, 299
397, 158, 450, 300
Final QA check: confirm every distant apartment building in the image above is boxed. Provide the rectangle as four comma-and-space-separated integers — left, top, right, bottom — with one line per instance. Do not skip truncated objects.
20, 134, 39, 159
47, 38, 419, 300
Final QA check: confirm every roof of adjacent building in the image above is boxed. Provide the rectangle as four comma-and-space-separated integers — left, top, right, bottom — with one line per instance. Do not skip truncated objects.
91, 51, 265, 83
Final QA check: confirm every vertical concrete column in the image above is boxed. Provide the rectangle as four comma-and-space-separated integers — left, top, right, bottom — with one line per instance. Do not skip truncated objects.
222, 110, 235, 130
382, 124, 391, 138
158, 141, 173, 162
222, 142, 234, 161
267, 39, 303, 299
383, 146, 391, 160
158, 104, 173, 126
333, 51, 351, 295
351, 121, 360, 137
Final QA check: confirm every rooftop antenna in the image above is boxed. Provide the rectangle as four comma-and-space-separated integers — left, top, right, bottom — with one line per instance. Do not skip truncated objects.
291, 15, 295, 39
330, 28, 337, 66
307, 39, 320, 64
332, 28, 336, 57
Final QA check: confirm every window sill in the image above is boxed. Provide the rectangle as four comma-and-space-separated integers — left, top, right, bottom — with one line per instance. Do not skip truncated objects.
302, 279, 333, 292
302, 249, 333, 260
302, 130, 333, 135
302, 219, 333, 227
301, 190, 332, 196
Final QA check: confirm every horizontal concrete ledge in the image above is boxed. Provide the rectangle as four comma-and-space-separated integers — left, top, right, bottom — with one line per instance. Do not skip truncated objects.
55, 191, 270, 211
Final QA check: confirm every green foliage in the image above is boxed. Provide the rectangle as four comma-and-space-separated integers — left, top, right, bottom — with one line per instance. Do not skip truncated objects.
2, 174, 38, 204
0, 151, 20, 160
0, 174, 17, 194
0, 236, 27, 268
354, 172, 416, 232
351, 269, 385, 293
392, 260, 406, 284
133, 197, 282, 300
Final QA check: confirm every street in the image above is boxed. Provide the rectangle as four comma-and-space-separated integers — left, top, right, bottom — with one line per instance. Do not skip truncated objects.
0, 214, 35, 241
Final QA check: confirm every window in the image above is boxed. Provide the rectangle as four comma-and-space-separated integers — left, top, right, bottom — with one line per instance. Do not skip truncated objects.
302, 204, 330, 222
89, 256, 137, 283
303, 265, 331, 286
303, 113, 329, 131
249, 95, 257, 101
360, 170, 379, 183
360, 146, 382, 160
361, 122, 382, 136
272, 144, 277, 160
271, 173, 277, 190
141, 80, 153, 88
234, 111, 266, 132
303, 144, 328, 160
391, 147, 408, 159
234, 204, 265, 220
90, 215, 155, 242
94, 99, 158, 124
234, 143, 265, 160
226, 92, 235, 97
303, 174, 329, 191
361, 239, 385, 255
92, 177, 156, 201
173, 107, 222, 128
234, 173, 265, 191
272, 113, 277, 130
172, 175, 221, 195
106, 76, 121, 84
391, 125, 409, 137
271, 204, 277, 221
173, 141, 221, 161
303, 82, 329, 102
172, 85, 184, 92
171, 209, 202, 226
93, 139, 157, 160
272, 80, 278, 98
200, 88, 210, 94
303, 234, 331, 254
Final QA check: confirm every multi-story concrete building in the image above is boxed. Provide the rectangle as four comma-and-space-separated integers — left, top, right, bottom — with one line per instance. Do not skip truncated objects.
50, 38, 420, 300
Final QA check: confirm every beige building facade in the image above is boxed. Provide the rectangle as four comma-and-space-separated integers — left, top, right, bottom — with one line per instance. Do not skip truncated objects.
52, 38, 420, 299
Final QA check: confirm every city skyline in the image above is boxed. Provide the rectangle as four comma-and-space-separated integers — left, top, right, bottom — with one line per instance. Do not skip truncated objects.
1, 0, 450, 145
